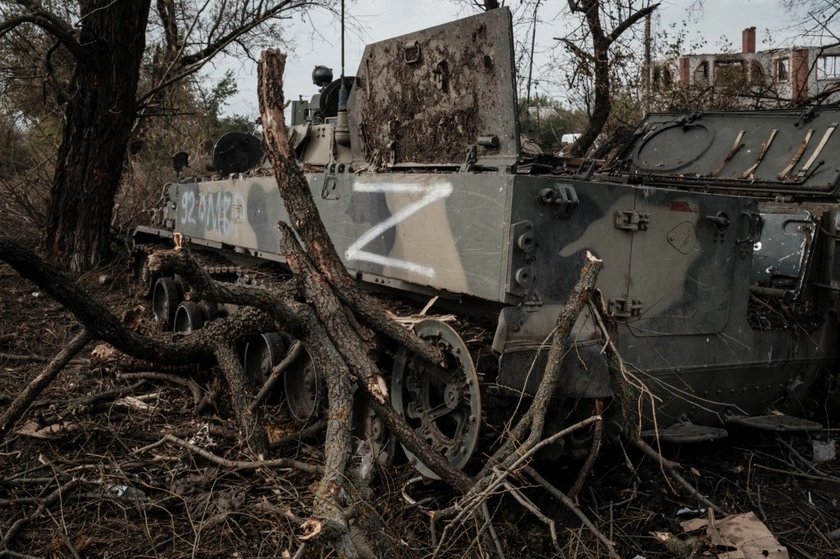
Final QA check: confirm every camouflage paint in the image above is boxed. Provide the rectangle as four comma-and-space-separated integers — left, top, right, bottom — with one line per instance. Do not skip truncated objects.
137, 7, 840, 436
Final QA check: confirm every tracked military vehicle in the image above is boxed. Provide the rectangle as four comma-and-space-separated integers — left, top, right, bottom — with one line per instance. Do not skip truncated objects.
134, 8, 840, 475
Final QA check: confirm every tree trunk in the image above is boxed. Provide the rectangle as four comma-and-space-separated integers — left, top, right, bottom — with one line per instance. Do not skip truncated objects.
567, 1, 659, 157
567, 0, 610, 157
41, 0, 151, 271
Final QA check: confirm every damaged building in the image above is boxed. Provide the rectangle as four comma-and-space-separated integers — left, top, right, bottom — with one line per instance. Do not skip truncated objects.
653, 27, 840, 107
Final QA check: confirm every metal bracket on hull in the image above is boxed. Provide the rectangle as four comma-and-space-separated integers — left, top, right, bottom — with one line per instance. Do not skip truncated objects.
614, 210, 650, 232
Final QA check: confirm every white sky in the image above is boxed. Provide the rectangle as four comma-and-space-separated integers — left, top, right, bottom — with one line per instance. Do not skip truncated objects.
217, 0, 804, 118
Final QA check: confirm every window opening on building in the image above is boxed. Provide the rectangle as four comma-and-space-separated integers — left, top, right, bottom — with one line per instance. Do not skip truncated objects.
749, 60, 765, 83
776, 57, 790, 82
714, 60, 746, 84
817, 54, 840, 80
653, 65, 673, 88
694, 61, 709, 84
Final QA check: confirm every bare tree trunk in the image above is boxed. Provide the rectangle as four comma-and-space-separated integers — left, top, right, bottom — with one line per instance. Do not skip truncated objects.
566, 0, 658, 157
41, 0, 152, 271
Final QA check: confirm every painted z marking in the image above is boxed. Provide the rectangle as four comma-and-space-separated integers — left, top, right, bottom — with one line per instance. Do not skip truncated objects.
345, 182, 453, 278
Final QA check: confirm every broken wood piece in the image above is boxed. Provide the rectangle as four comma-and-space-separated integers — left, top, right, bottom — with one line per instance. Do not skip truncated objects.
118, 371, 205, 410
0, 329, 92, 441
651, 531, 698, 558
778, 128, 814, 179
797, 123, 836, 177
742, 129, 778, 180
710, 130, 745, 177
144, 433, 325, 475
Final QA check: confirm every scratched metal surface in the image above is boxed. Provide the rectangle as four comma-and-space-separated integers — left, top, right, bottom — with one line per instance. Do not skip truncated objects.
168, 173, 512, 302
347, 8, 519, 169
611, 109, 840, 193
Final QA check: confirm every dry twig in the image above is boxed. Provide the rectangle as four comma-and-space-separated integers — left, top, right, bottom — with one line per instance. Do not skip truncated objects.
2, 479, 82, 548
634, 438, 727, 516
523, 466, 620, 559
0, 330, 92, 441
0, 352, 89, 365
249, 340, 304, 412
118, 371, 206, 411
136, 433, 324, 475
568, 398, 604, 500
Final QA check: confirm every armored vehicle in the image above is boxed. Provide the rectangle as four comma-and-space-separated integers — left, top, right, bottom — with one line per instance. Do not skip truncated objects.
135, 8, 840, 475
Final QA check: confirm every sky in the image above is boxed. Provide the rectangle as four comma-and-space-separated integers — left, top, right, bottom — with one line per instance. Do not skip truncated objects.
217, 0, 803, 118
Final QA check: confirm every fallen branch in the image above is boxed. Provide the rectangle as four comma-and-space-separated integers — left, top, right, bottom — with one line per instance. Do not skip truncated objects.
269, 418, 327, 449
568, 398, 604, 500
434, 415, 602, 544
118, 371, 206, 411
523, 465, 620, 559
2, 479, 82, 548
213, 341, 269, 455
0, 329, 92, 441
633, 437, 683, 470
0, 240, 213, 366
37, 381, 147, 427
430, 251, 608, 552
776, 436, 831, 477
487, 251, 604, 469
137, 434, 324, 475
0, 550, 43, 559
249, 340, 304, 412
497, 474, 565, 557
633, 438, 727, 516
478, 502, 507, 559
753, 462, 840, 483
0, 352, 89, 365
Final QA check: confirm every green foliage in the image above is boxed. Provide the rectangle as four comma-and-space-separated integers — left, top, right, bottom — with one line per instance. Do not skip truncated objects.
203, 70, 239, 123
198, 70, 254, 145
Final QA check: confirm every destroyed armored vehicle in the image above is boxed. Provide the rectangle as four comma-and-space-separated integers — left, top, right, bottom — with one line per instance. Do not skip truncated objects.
134, 8, 840, 475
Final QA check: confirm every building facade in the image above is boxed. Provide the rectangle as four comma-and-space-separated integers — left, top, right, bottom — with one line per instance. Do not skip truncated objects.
654, 27, 840, 108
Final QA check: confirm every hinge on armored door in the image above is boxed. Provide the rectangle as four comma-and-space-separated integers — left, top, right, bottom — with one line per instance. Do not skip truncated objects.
609, 297, 643, 319
321, 174, 340, 200
614, 210, 650, 232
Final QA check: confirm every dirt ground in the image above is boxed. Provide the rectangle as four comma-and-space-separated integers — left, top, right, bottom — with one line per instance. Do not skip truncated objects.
1, 255, 839, 559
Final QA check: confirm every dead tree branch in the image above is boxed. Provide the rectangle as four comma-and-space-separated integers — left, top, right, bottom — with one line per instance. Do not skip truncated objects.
0, 353, 88, 365
250, 340, 304, 412
634, 438, 727, 515
523, 466, 620, 559
137, 434, 324, 475
2, 479, 82, 549
257, 48, 473, 497
568, 398, 604, 500
487, 250, 603, 470
0, 329, 92, 441
257, 48, 444, 367
0, 239, 212, 366
117, 371, 209, 412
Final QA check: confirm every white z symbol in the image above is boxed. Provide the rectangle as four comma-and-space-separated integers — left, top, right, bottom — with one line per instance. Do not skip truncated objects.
345, 182, 453, 278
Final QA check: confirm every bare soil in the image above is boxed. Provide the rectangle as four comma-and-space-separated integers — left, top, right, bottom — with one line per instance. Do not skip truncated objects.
1, 256, 839, 559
